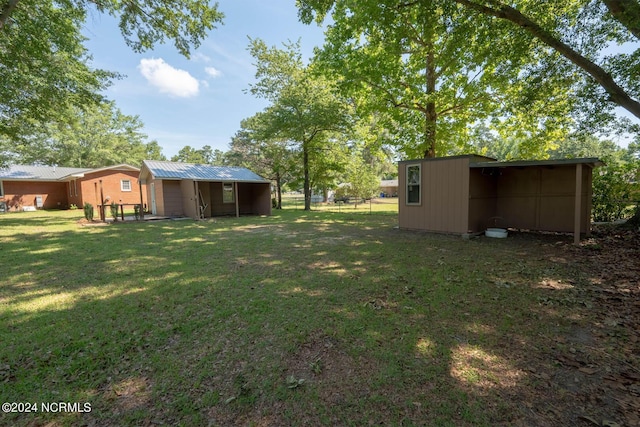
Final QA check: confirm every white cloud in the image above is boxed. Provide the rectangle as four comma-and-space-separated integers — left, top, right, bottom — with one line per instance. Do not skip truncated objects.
138, 58, 199, 98
192, 52, 212, 63
205, 66, 222, 78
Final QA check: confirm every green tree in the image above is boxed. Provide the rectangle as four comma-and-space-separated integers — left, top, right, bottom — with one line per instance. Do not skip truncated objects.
5, 101, 165, 167
451, 0, 640, 123
1, 0, 223, 154
247, 38, 351, 210
342, 146, 380, 208
300, 0, 640, 129
170, 145, 224, 164
227, 125, 298, 209
299, 0, 576, 159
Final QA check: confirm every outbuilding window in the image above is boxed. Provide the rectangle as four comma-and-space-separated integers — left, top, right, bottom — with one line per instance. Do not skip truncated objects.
121, 179, 132, 192
223, 182, 235, 203
406, 164, 421, 205
0, 181, 4, 197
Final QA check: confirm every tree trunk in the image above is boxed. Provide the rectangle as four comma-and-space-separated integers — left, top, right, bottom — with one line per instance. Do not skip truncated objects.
602, 0, 640, 40
276, 172, 282, 209
0, 0, 19, 30
303, 141, 311, 211
455, 0, 640, 120
424, 47, 437, 158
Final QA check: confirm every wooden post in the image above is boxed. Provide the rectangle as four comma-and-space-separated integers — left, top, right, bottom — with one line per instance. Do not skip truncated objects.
235, 182, 239, 218
120, 204, 124, 221
194, 181, 200, 220
574, 163, 583, 245
138, 180, 144, 220
99, 179, 105, 222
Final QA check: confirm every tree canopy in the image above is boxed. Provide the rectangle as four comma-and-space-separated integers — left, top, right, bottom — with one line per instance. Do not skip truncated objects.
247, 38, 351, 210
3, 101, 165, 167
0, 0, 223, 153
298, 0, 640, 158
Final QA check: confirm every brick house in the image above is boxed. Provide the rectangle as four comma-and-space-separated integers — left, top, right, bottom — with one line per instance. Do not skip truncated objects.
0, 164, 145, 212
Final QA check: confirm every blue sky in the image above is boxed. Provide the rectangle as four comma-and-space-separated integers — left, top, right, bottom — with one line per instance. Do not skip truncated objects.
82, 2, 326, 159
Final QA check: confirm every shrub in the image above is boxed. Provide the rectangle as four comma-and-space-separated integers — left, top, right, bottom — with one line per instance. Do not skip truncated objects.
83, 203, 94, 221
110, 202, 119, 221
592, 162, 638, 222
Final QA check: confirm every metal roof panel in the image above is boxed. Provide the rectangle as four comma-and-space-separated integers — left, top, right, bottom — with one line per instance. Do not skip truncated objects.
0, 165, 91, 180
142, 160, 269, 182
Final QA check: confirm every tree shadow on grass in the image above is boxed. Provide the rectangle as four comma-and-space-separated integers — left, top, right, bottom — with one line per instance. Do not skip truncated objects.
0, 211, 635, 426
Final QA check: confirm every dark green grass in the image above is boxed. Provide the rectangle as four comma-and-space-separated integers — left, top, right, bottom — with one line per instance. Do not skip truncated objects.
0, 209, 594, 426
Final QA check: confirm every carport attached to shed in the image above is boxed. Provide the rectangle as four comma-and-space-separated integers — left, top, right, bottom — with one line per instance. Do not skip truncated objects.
398, 155, 604, 244
139, 160, 271, 219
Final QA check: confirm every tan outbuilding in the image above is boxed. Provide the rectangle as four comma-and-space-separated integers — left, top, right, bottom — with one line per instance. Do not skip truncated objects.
139, 160, 271, 220
398, 155, 604, 244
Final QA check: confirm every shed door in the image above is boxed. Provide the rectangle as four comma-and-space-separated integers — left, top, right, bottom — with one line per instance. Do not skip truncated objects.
150, 182, 157, 215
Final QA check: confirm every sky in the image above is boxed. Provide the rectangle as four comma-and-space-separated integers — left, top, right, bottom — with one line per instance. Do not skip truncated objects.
82, 1, 326, 159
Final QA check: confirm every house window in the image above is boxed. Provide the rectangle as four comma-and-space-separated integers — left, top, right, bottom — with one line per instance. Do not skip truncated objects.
121, 179, 132, 192
70, 179, 77, 197
406, 164, 421, 205
222, 182, 235, 203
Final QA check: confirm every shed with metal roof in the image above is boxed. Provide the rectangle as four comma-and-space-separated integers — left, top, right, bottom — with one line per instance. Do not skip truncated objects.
139, 160, 271, 219
398, 155, 604, 244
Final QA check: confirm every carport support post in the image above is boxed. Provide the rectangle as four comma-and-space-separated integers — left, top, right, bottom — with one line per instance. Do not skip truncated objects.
194, 181, 200, 221
138, 180, 144, 220
574, 163, 583, 245
234, 181, 239, 218
99, 179, 105, 222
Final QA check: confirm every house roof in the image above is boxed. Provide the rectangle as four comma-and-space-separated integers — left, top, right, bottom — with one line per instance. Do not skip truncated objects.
85, 164, 140, 175
0, 165, 91, 181
380, 179, 398, 187
140, 160, 270, 183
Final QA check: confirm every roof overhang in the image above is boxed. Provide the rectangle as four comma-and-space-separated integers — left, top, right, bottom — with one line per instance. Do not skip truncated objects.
470, 157, 605, 169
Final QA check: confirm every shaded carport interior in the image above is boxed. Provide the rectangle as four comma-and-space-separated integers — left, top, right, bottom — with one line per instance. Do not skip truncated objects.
187, 179, 271, 218
468, 158, 604, 244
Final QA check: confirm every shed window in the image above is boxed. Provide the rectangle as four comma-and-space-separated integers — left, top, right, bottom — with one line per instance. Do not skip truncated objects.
406, 164, 421, 205
223, 182, 235, 203
0, 181, 4, 197
121, 179, 132, 192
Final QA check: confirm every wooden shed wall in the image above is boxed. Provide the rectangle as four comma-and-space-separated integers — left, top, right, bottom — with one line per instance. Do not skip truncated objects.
494, 165, 591, 233
399, 157, 470, 233
208, 182, 237, 216
468, 168, 498, 232
238, 182, 271, 215
160, 180, 183, 217
180, 180, 198, 219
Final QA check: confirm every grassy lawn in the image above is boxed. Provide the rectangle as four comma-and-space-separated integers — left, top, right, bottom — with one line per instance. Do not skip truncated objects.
0, 209, 637, 426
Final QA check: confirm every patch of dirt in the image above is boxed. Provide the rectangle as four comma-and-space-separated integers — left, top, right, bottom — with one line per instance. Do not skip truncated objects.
77, 218, 109, 227
507, 225, 640, 427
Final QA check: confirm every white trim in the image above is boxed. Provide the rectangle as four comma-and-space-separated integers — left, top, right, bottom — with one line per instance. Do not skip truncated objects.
406, 163, 421, 206
121, 179, 132, 192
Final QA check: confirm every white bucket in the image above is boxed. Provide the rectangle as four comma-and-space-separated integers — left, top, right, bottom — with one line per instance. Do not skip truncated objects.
485, 228, 508, 238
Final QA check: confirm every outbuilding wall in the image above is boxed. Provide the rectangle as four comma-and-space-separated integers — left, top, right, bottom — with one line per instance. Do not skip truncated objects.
238, 182, 272, 216
493, 165, 592, 233
398, 157, 470, 233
